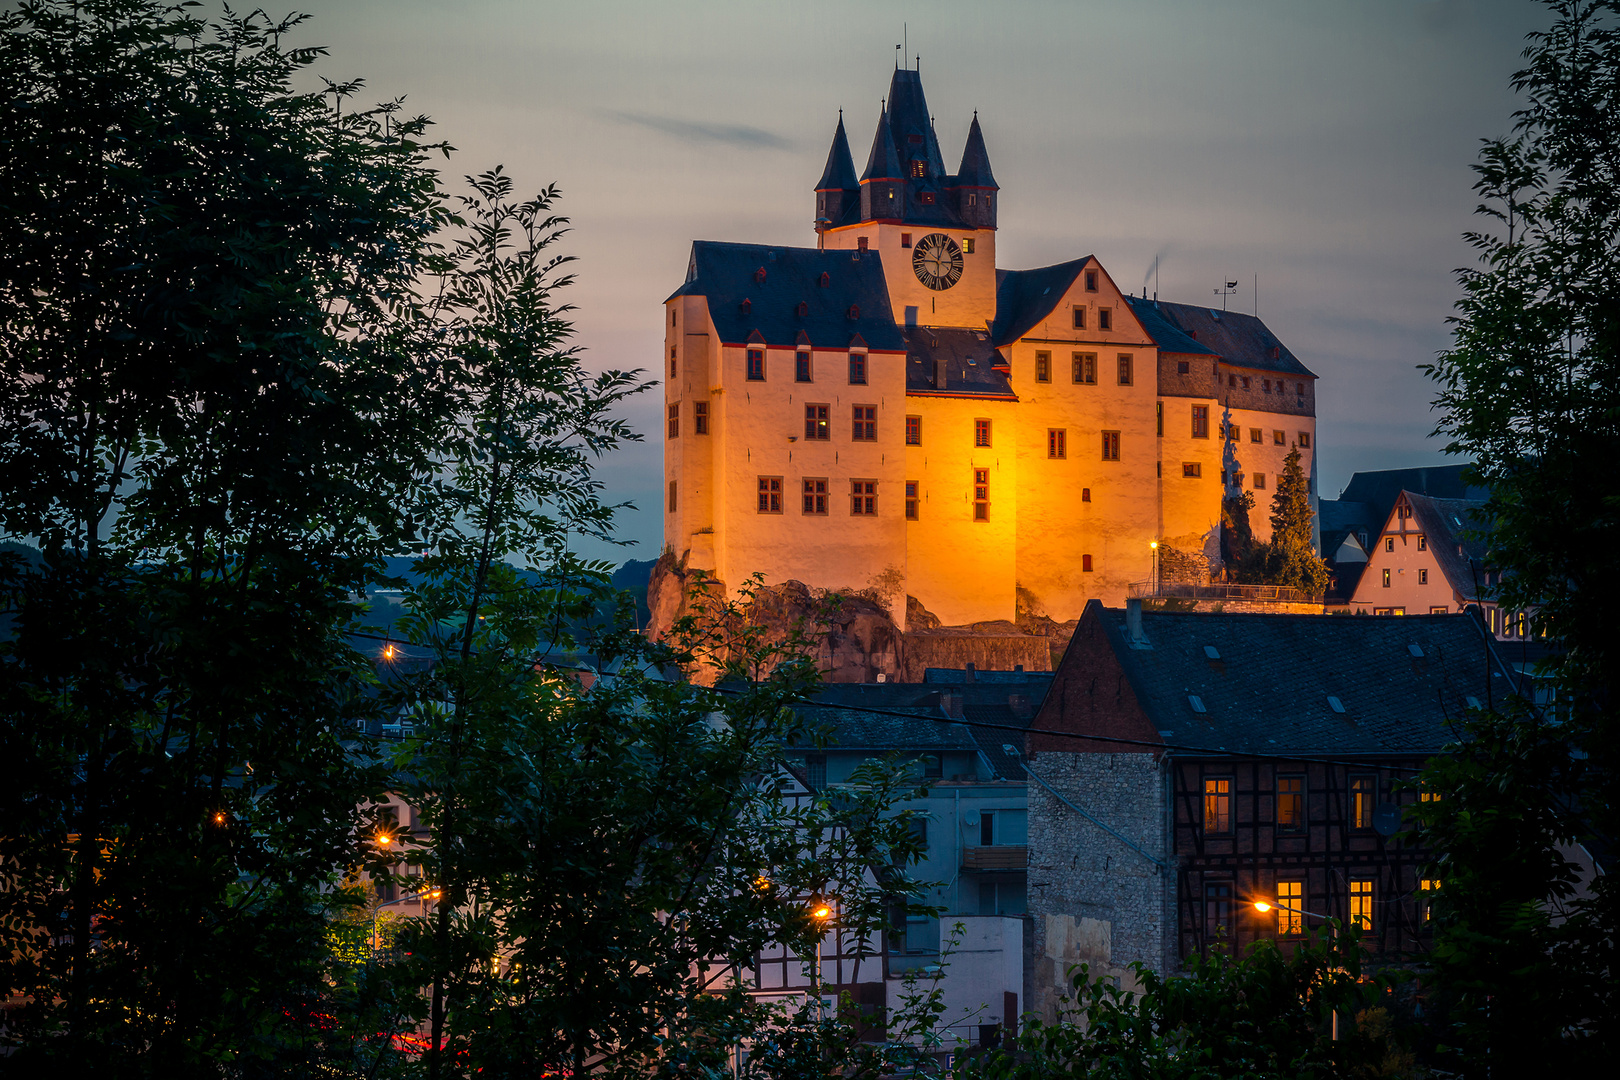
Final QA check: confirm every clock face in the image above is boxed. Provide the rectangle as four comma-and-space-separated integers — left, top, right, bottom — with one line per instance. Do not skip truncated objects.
912, 233, 964, 291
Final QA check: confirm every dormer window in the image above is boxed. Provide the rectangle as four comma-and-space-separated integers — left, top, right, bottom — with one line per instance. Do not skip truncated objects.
847, 304, 860, 319
918, 192, 935, 204
910, 160, 926, 178
754, 267, 767, 284
819, 272, 830, 288
797, 301, 808, 317
739, 298, 751, 315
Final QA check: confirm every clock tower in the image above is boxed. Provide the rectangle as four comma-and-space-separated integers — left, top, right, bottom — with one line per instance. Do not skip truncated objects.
814, 66, 999, 329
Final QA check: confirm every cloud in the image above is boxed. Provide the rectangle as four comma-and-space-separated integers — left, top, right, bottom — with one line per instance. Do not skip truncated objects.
609, 111, 793, 151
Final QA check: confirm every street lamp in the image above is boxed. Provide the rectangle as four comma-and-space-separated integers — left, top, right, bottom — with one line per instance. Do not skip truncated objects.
1149, 540, 1159, 595
1253, 900, 1344, 1040
808, 897, 834, 1024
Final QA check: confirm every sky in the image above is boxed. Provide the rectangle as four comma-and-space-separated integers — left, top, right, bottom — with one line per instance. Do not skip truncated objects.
292, 0, 1545, 565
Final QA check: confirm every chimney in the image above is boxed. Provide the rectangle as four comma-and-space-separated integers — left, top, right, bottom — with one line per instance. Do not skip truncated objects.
965, 662, 976, 684
1125, 596, 1150, 647
939, 690, 964, 719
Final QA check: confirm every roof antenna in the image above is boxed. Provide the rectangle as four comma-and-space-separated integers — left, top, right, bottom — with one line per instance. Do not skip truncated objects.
895, 43, 901, 69
904, 23, 907, 67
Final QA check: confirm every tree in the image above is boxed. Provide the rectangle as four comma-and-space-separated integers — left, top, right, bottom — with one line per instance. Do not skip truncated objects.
0, 1, 451, 1071
1228, 446, 1330, 595
1413, 0, 1620, 1071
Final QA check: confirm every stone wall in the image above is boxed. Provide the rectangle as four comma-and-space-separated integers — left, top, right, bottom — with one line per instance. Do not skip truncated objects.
1026, 751, 1172, 1021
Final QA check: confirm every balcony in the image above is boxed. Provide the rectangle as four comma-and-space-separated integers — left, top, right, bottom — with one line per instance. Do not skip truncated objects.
963, 844, 1027, 871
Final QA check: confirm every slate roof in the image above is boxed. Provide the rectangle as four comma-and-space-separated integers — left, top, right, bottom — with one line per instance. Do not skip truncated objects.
903, 327, 1016, 398
1147, 301, 1315, 378
1338, 465, 1486, 518
956, 114, 998, 189
988, 258, 1093, 345
1088, 604, 1509, 757
1125, 295, 1216, 356
667, 241, 904, 351
816, 114, 858, 192
862, 103, 904, 182
1406, 493, 1492, 601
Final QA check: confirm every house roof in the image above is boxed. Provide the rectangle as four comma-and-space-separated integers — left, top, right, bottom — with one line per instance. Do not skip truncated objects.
1338, 465, 1486, 522
988, 258, 1092, 345
1147, 301, 1315, 378
667, 241, 905, 351
903, 326, 1017, 398
1077, 602, 1508, 757
1125, 295, 1216, 356
1404, 492, 1492, 600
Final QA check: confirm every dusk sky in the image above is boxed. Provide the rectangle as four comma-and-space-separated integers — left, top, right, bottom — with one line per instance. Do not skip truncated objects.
297, 0, 1543, 564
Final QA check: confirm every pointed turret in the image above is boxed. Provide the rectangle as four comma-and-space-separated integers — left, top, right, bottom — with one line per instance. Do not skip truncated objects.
814, 114, 859, 233
950, 112, 999, 229
860, 104, 904, 222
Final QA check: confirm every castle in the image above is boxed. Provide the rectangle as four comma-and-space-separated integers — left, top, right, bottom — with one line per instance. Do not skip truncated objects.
663, 64, 1317, 628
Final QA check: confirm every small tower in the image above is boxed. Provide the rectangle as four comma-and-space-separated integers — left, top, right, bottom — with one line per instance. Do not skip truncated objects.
950, 112, 998, 230
814, 113, 859, 236
860, 104, 904, 222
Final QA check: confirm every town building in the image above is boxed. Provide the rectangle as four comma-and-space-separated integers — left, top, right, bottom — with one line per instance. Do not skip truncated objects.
1021, 600, 1510, 1019
663, 64, 1319, 630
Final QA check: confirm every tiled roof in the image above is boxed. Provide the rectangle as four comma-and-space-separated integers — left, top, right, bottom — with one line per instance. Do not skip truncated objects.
1149, 301, 1315, 378
1125, 295, 1216, 356
1088, 603, 1509, 757
988, 258, 1092, 345
903, 327, 1016, 398
667, 241, 904, 352
1405, 493, 1491, 601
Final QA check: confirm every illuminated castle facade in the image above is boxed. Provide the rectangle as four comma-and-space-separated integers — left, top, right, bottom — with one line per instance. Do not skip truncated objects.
663, 65, 1317, 627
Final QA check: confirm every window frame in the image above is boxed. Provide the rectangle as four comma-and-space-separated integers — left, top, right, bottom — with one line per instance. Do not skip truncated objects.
693, 401, 708, 435
1072, 306, 1086, 330
666, 403, 679, 438
1035, 351, 1051, 383
1349, 878, 1374, 931
1182, 461, 1202, 478
1048, 428, 1067, 459
905, 480, 919, 520
756, 476, 783, 514
795, 351, 813, 383
1101, 430, 1121, 461
850, 479, 877, 516
972, 467, 990, 521
851, 404, 877, 441
974, 418, 992, 448
802, 478, 829, 516
1116, 352, 1133, 385
848, 352, 867, 385
1203, 776, 1233, 835
1073, 352, 1097, 384
1349, 774, 1376, 831
746, 348, 765, 381
1275, 880, 1304, 935
1098, 307, 1113, 331
1276, 775, 1304, 833
1191, 404, 1209, 439
905, 414, 922, 445
804, 403, 830, 441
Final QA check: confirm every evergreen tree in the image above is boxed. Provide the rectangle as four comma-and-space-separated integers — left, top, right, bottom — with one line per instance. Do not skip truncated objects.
1257, 445, 1331, 596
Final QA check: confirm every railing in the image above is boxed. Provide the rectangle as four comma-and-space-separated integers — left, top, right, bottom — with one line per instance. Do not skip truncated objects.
962, 844, 1027, 870
1127, 581, 1323, 604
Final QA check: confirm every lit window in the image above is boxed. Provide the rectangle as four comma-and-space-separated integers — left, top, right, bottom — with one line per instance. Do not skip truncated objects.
963, 237, 975, 254
1385, 536, 1395, 552
693, 401, 708, 435
1101, 430, 1121, 461
670, 349, 676, 378
666, 404, 679, 438
1204, 777, 1232, 834
905, 481, 919, 520
1350, 879, 1373, 931
1420, 878, 1440, 923
1182, 462, 1201, 478
1048, 428, 1067, 459
802, 478, 828, 515
1035, 352, 1051, 382
974, 418, 992, 447
1192, 405, 1209, 439
1383, 568, 1391, 588
848, 353, 866, 384
973, 468, 989, 520
796, 351, 812, 382
805, 404, 830, 440
757, 476, 782, 513
852, 405, 876, 441
746, 349, 765, 381
1417, 535, 1427, 551
1276, 881, 1304, 935
1419, 568, 1429, 585
909, 160, 925, 178
1349, 775, 1375, 830
1277, 776, 1303, 832
1073, 352, 1096, 384
851, 480, 877, 515
1430, 605, 1448, 613
1116, 353, 1132, 385
1099, 307, 1112, 331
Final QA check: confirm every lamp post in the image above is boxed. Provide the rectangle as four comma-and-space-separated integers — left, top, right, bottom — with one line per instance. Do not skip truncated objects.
809, 898, 834, 1025
1253, 900, 1344, 1041
1149, 540, 1159, 596
372, 887, 440, 954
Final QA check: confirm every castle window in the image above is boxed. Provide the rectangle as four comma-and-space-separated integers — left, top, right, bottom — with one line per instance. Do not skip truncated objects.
1085, 270, 1098, 292
974, 418, 992, 447
851, 479, 877, 515
1249, 428, 1262, 443
910, 160, 926, 178
973, 468, 990, 521
1263, 379, 1272, 393
671, 309, 677, 327
796, 351, 812, 382
1273, 430, 1285, 445
918, 191, 935, 205
1082, 487, 1091, 502
805, 403, 830, 440
1048, 428, 1066, 459
757, 476, 782, 514
694, 402, 708, 434
901, 232, 912, 248
1035, 352, 1051, 383
1241, 376, 1251, 389
1182, 462, 1202, 478
1253, 472, 1266, 489
847, 303, 860, 319
985, 195, 991, 209
1157, 401, 1163, 437
1082, 553, 1093, 571
1099, 308, 1113, 331
666, 404, 679, 438
1177, 360, 1190, 374
1419, 568, 1429, 584
1296, 382, 1305, 395
1191, 405, 1209, 439
848, 353, 867, 384
1072, 352, 1096, 384
858, 236, 869, 251
852, 405, 877, 441
802, 478, 828, 515
963, 237, 975, 254
1226, 424, 1239, 441
740, 298, 751, 315
905, 481, 919, 520
1204, 778, 1233, 834
1101, 431, 1121, 461
1228, 374, 1236, 387
746, 349, 765, 381
667, 480, 677, 513
1072, 306, 1086, 330
1298, 432, 1311, 448
1116, 353, 1132, 385
967, 193, 977, 207
905, 415, 922, 445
